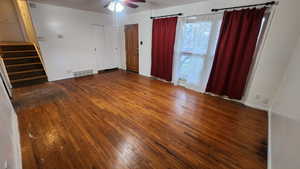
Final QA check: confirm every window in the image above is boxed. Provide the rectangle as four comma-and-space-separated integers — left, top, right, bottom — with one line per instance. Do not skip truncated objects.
173, 14, 223, 92
182, 22, 212, 55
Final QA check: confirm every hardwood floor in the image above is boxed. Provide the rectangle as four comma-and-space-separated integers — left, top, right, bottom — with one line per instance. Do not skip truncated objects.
13, 70, 268, 169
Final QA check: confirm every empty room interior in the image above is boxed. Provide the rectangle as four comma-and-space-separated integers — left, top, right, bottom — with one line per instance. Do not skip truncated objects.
1, 0, 300, 169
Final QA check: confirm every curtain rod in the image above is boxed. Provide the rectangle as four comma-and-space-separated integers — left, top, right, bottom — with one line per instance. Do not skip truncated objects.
150, 13, 183, 19
211, 1, 277, 12
150, 1, 277, 19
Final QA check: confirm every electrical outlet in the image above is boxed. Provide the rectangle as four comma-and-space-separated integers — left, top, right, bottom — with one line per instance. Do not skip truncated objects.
29, 2, 37, 8
262, 98, 270, 105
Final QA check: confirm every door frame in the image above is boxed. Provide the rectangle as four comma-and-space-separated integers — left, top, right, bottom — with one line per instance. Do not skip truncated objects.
91, 24, 105, 72
125, 24, 139, 73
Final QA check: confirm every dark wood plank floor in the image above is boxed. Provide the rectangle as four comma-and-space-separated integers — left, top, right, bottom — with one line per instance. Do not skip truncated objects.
13, 70, 268, 169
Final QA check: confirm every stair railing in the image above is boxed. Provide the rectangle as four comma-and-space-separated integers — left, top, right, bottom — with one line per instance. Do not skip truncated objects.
0, 55, 12, 97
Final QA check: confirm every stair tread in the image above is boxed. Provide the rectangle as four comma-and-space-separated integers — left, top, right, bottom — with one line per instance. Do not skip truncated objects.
8, 69, 45, 75
11, 75, 47, 83
3, 56, 39, 60
0, 42, 33, 46
6, 62, 42, 67
0, 50, 36, 54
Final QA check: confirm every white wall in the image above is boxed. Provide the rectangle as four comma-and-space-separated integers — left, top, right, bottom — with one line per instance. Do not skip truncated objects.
30, 2, 121, 81
268, 36, 300, 169
119, 0, 300, 110
270, 114, 300, 169
119, 11, 152, 76
245, 0, 300, 110
0, 0, 25, 42
0, 77, 22, 169
271, 36, 300, 120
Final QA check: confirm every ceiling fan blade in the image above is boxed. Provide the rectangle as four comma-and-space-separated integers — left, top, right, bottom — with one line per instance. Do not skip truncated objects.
122, 1, 139, 8
127, 0, 146, 3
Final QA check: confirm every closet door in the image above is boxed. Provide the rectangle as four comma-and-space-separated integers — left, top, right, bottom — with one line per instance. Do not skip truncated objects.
91, 25, 105, 71
125, 24, 139, 73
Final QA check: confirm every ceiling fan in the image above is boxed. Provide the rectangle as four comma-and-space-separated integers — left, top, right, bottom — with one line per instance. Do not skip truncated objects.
104, 0, 146, 12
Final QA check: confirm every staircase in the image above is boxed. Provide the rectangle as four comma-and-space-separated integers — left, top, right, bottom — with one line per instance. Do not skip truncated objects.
0, 42, 48, 88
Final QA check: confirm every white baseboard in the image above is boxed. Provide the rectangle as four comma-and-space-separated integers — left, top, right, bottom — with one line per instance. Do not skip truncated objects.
268, 110, 272, 169
244, 101, 269, 111
118, 67, 126, 71
48, 74, 74, 82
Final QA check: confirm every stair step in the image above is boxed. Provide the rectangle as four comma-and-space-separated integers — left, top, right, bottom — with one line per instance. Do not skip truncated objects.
3, 56, 39, 61
12, 77, 48, 88
2, 51, 38, 58
0, 44, 35, 52
0, 50, 36, 54
4, 56, 40, 65
6, 63, 44, 73
1, 42, 48, 88
6, 62, 42, 68
11, 75, 47, 83
9, 71, 46, 81
0, 42, 32, 46
8, 69, 45, 75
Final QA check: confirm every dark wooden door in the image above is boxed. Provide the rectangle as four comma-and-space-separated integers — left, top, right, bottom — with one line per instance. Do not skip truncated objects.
125, 24, 139, 73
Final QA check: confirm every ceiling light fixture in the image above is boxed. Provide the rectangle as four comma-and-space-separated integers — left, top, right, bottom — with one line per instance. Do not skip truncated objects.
108, 1, 124, 12
104, 0, 145, 12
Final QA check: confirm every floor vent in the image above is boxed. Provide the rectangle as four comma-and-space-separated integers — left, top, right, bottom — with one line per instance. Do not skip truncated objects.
73, 70, 93, 78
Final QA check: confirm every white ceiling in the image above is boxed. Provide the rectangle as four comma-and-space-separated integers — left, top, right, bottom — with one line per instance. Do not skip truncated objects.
30, 0, 204, 14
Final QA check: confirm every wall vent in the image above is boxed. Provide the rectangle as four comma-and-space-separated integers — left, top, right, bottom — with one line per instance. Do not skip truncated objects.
73, 70, 93, 78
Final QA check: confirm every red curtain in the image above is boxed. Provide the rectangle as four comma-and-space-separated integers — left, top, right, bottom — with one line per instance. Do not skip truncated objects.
206, 8, 266, 100
151, 17, 178, 81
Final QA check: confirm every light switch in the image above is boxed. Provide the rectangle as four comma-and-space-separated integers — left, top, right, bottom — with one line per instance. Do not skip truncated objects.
57, 34, 64, 39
